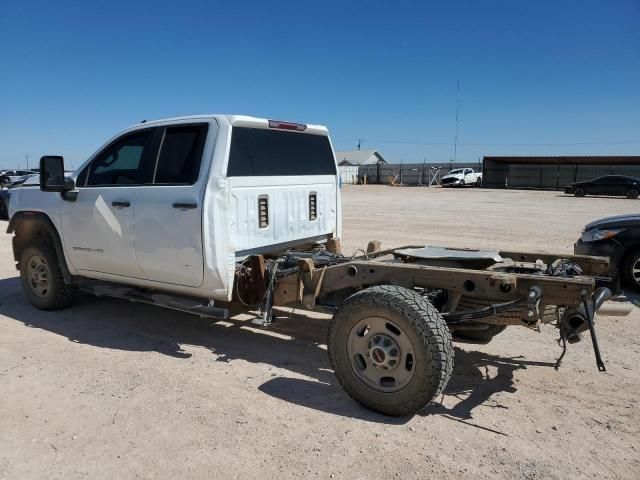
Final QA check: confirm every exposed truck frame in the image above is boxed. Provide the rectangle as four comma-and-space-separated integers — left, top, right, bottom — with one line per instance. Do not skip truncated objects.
6, 114, 622, 416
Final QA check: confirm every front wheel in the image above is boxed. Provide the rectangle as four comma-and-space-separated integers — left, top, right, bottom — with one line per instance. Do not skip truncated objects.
19, 241, 77, 310
459, 179, 466, 187
328, 285, 454, 416
574, 187, 586, 197
626, 189, 639, 199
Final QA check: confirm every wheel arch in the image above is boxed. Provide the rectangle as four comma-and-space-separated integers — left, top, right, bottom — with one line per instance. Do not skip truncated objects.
620, 241, 640, 263
7, 211, 75, 284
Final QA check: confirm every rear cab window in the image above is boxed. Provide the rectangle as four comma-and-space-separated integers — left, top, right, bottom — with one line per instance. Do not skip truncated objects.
227, 127, 336, 177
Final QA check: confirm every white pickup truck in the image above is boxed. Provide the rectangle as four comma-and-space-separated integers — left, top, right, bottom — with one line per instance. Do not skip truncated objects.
441, 167, 482, 187
6, 114, 617, 416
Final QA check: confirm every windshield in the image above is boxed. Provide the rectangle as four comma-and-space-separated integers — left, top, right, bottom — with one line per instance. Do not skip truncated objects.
227, 127, 336, 176
449, 169, 464, 175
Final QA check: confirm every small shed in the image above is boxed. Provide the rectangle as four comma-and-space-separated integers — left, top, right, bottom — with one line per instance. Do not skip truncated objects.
334, 149, 387, 184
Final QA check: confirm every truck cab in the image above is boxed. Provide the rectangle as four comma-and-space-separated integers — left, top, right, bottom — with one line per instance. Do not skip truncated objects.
8, 115, 341, 301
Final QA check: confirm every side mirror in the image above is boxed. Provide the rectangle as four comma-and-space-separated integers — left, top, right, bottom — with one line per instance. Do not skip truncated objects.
40, 156, 74, 192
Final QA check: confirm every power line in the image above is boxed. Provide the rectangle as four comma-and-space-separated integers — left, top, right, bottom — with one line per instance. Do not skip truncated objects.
335, 139, 640, 147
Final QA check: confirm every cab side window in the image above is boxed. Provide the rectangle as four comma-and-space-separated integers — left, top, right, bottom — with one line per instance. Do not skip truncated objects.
154, 124, 208, 185
86, 130, 154, 186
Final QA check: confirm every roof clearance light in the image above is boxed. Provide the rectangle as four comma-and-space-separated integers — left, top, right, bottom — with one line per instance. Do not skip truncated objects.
268, 120, 307, 131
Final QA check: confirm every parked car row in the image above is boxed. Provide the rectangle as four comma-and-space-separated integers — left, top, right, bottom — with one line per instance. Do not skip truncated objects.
0, 172, 42, 220
0, 168, 71, 220
0, 169, 39, 187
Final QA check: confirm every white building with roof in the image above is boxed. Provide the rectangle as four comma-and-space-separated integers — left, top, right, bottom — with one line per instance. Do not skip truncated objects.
334, 149, 387, 184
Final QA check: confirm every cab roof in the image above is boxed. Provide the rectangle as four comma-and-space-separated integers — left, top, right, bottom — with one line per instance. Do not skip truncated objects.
128, 114, 329, 135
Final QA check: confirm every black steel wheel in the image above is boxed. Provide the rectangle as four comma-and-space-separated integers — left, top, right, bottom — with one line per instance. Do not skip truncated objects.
19, 241, 76, 310
621, 249, 640, 292
574, 187, 586, 197
626, 189, 639, 199
328, 285, 454, 416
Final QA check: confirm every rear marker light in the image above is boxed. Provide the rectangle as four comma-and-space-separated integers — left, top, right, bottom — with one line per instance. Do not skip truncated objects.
258, 195, 269, 229
268, 120, 307, 131
309, 192, 317, 221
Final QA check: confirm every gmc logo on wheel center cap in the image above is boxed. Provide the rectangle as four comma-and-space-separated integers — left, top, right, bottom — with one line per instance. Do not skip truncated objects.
371, 348, 386, 363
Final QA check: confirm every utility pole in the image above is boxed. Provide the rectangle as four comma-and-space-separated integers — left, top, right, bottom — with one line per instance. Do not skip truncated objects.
453, 80, 460, 163
25, 154, 29, 170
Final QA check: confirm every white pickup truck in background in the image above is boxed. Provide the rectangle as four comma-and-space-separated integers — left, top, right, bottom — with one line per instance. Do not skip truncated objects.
441, 167, 482, 187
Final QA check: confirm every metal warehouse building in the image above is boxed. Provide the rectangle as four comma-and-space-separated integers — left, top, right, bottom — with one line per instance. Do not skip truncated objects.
483, 156, 640, 190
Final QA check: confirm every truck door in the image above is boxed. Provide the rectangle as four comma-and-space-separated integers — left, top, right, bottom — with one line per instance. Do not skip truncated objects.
61, 129, 155, 278
132, 123, 211, 287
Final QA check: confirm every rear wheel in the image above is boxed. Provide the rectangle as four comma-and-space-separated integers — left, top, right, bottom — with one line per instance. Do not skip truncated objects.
574, 187, 586, 197
626, 189, 639, 199
476, 178, 482, 187
19, 241, 76, 310
328, 285, 454, 416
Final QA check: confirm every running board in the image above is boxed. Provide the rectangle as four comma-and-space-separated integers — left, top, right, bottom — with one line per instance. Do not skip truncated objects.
79, 280, 230, 320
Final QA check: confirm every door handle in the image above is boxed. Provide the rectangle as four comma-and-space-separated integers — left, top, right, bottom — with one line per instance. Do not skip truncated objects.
172, 202, 198, 210
111, 201, 131, 208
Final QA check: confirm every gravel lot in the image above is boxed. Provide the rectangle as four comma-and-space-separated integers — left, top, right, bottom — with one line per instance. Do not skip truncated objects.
1, 186, 639, 479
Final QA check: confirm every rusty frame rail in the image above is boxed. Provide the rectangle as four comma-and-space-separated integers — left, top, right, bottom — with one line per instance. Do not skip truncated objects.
273, 258, 596, 316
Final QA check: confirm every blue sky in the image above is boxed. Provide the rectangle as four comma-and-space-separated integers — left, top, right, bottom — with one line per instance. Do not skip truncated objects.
1, 0, 639, 169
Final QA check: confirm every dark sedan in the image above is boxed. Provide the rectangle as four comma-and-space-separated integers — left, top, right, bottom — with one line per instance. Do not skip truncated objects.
575, 214, 640, 292
565, 175, 640, 198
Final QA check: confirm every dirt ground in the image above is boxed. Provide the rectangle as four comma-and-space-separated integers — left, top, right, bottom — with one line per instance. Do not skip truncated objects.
1, 186, 639, 480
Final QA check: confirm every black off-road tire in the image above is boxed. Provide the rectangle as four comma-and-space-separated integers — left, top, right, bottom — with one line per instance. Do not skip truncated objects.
0, 199, 8, 221
574, 187, 586, 197
453, 324, 506, 343
328, 285, 454, 416
19, 241, 77, 310
626, 189, 639, 199
621, 249, 640, 292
